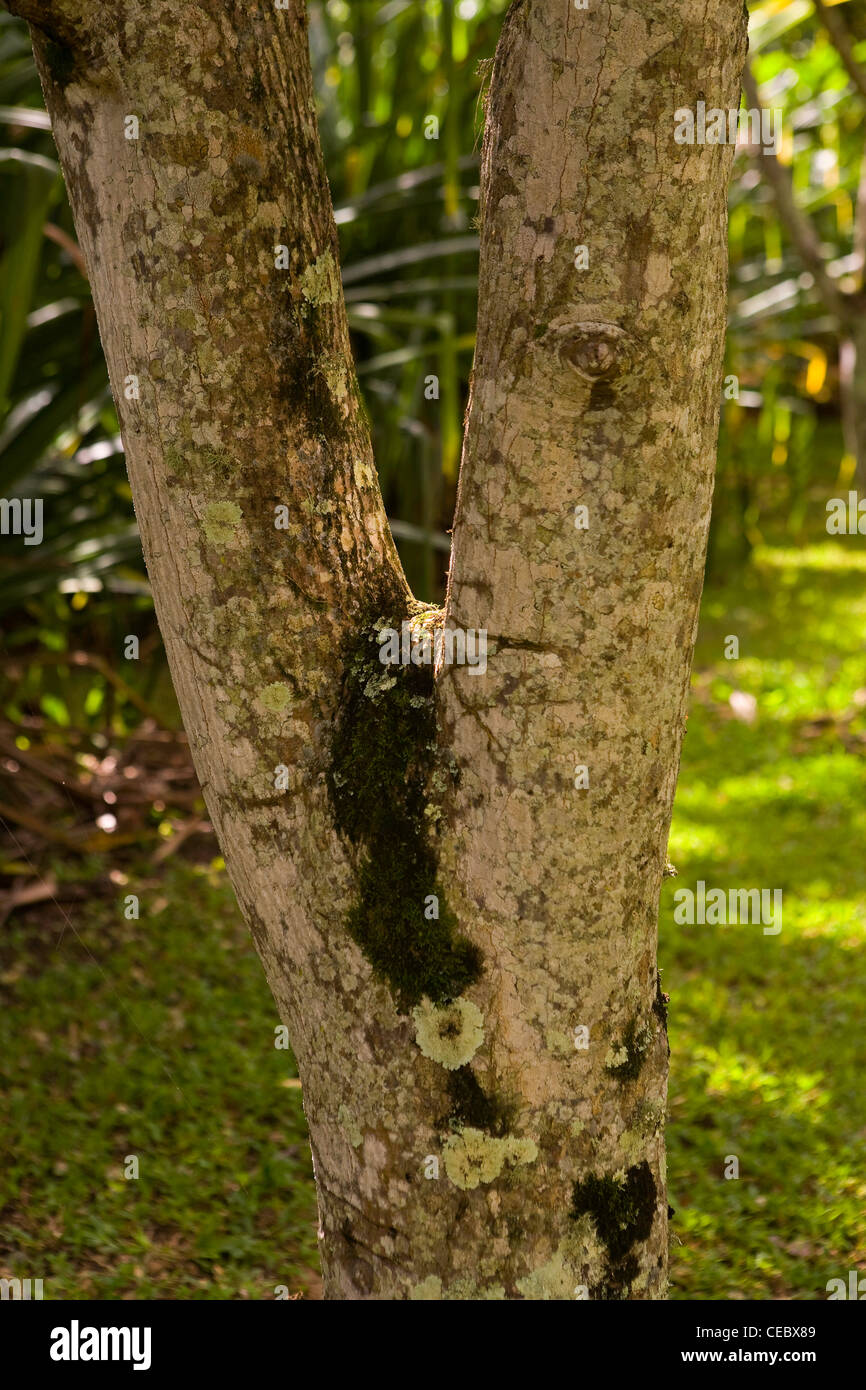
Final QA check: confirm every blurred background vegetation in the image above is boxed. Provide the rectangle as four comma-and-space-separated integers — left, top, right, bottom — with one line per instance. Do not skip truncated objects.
1, 0, 865, 1299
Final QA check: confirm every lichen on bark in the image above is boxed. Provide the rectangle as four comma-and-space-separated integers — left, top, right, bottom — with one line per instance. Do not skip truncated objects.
413, 996, 484, 1070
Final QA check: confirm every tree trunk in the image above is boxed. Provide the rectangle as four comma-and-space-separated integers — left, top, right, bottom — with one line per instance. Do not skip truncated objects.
10, 0, 746, 1299
840, 320, 866, 487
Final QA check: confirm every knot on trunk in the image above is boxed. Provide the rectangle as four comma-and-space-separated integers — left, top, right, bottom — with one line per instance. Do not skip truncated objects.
553, 322, 632, 382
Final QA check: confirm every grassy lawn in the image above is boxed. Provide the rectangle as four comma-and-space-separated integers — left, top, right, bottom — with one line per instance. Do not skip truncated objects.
664, 541, 866, 1299
0, 860, 320, 1299
2, 538, 865, 1299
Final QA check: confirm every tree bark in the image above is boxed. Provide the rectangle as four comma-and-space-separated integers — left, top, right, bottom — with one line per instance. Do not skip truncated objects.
10, 0, 746, 1298
840, 321, 866, 484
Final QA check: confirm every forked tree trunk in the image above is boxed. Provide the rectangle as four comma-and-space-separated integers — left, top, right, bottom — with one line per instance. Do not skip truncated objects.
10, 0, 746, 1298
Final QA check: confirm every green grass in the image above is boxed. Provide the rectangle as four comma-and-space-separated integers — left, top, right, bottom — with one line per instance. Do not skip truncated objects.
664, 539, 866, 1299
0, 860, 319, 1299
2, 533, 865, 1299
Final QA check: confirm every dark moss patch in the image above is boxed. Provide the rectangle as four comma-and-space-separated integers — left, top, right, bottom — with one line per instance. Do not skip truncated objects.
345, 857, 480, 1009
653, 971, 669, 1028
591, 1253, 640, 1300
588, 379, 617, 411
247, 70, 266, 107
42, 40, 77, 89
145, 131, 210, 167
443, 1067, 516, 1137
281, 336, 348, 446
605, 1014, 655, 1083
570, 1160, 657, 1264
327, 617, 482, 1011
268, 266, 350, 446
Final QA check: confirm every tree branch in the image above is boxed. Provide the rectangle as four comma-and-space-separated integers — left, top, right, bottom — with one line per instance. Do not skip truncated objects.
439, 0, 749, 1296
742, 62, 851, 321
854, 143, 866, 283
27, 0, 408, 636
1, 1, 86, 46
813, 0, 866, 103
20, 0, 428, 1295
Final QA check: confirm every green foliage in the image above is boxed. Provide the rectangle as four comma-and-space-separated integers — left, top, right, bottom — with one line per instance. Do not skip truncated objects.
715, 0, 866, 565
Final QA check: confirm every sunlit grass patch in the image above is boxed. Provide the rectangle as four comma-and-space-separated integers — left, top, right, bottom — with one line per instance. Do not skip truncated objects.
665, 544, 866, 1300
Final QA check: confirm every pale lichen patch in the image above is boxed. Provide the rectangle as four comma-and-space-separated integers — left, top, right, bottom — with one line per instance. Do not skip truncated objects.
442, 1126, 538, 1190
318, 354, 349, 407
412, 996, 484, 1070
259, 682, 293, 715
566, 1213, 607, 1271
409, 1274, 443, 1300
516, 1246, 576, 1301
507, 1136, 538, 1165
353, 456, 376, 490
620, 1127, 645, 1165
544, 1027, 572, 1056
337, 1102, 362, 1149
201, 499, 242, 547
443, 1276, 506, 1300
300, 249, 339, 309
409, 1272, 505, 1300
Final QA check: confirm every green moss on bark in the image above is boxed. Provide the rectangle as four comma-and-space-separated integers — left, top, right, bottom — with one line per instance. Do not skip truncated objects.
570, 1162, 656, 1262
570, 1161, 657, 1298
327, 615, 482, 1011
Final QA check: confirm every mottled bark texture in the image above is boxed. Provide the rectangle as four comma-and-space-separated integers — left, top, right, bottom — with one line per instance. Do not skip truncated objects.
12, 0, 746, 1298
